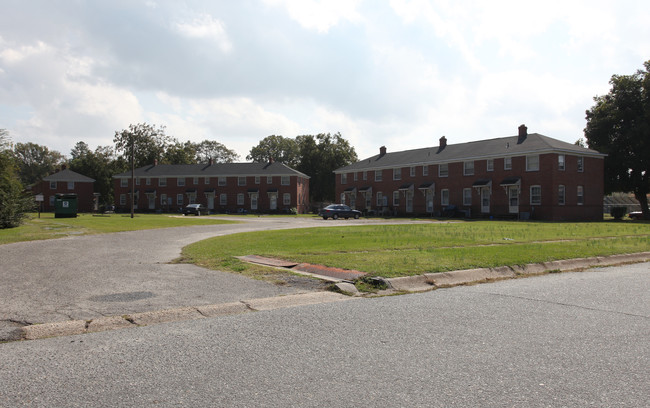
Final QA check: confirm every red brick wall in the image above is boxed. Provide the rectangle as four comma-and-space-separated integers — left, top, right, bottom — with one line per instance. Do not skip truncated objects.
336, 152, 604, 221
34, 180, 96, 212
114, 175, 310, 214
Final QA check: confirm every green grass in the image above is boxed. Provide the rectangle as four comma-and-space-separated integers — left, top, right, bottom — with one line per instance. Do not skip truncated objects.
182, 221, 650, 278
0, 213, 237, 245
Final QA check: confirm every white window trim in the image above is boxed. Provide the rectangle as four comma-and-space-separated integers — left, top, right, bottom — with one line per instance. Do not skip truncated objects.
176, 194, 183, 205
392, 191, 400, 206
558, 154, 565, 171
577, 186, 584, 205
238, 177, 246, 186
486, 159, 494, 172
220, 193, 227, 205
410, 166, 416, 177
159, 178, 167, 187
463, 188, 472, 206
463, 161, 474, 176
375, 170, 383, 182
281, 176, 290, 186
341, 173, 347, 184
530, 185, 542, 205
422, 165, 428, 176
218, 177, 227, 186
504, 157, 512, 170
393, 168, 401, 181
283, 193, 291, 206
441, 189, 449, 206
558, 185, 565, 205
526, 155, 540, 172
577, 157, 584, 172
177, 178, 185, 187
438, 163, 448, 177
237, 193, 244, 205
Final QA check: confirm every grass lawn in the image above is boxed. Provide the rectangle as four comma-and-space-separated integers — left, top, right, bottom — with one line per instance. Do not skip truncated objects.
0, 213, 238, 245
182, 220, 650, 279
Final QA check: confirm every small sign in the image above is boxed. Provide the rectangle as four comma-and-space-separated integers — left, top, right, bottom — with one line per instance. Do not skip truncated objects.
35, 194, 44, 202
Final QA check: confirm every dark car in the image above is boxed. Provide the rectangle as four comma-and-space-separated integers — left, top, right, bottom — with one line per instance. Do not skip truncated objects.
183, 203, 207, 216
319, 204, 361, 220
628, 211, 645, 220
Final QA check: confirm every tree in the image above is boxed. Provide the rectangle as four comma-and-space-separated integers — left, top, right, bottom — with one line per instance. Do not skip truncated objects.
113, 123, 173, 168
163, 140, 199, 165
0, 130, 34, 228
68, 142, 119, 207
196, 140, 239, 163
584, 60, 650, 219
247, 135, 300, 168
296, 132, 358, 202
13, 142, 65, 186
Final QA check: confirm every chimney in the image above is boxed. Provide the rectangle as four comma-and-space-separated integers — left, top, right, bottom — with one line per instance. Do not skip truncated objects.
439, 136, 447, 149
268, 157, 275, 164
209, 158, 214, 166
518, 124, 527, 143
379, 146, 387, 157
154, 159, 158, 166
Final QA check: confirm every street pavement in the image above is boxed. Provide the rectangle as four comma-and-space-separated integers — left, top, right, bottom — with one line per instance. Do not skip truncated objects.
0, 262, 647, 407
0, 216, 422, 340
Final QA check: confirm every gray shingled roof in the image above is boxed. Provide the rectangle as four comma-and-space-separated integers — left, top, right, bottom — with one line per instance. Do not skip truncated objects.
113, 161, 310, 178
43, 168, 95, 182
335, 133, 604, 173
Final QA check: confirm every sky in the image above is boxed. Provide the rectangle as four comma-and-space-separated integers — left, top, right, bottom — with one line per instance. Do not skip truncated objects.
1, 0, 649, 162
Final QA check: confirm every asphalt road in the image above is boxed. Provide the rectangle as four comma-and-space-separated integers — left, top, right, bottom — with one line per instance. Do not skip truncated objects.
0, 262, 647, 407
0, 216, 420, 340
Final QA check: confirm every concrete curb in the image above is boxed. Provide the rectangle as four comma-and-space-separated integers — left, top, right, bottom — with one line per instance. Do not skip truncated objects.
19, 292, 353, 341
385, 252, 650, 293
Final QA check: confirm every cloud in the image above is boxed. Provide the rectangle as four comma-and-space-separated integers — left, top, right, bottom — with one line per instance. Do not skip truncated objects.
264, 0, 363, 33
174, 13, 232, 53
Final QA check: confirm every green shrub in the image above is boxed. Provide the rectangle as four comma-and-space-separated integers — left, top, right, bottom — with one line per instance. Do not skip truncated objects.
610, 206, 627, 220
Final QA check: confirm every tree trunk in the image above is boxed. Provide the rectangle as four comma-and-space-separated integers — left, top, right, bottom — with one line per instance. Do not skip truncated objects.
634, 190, 650, 220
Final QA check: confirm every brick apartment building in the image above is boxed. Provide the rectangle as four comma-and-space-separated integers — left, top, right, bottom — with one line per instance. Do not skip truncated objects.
34, 167, 96, 212
113, 159, 310, 214
334, 125, 605, 221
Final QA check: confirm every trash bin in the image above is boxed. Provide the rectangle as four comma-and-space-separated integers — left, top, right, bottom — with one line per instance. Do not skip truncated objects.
54, 193, 78, 218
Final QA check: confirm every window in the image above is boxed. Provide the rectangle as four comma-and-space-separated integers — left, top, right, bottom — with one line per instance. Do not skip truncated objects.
281, 176, 290, 185
218, 177, 226, 186
341, 173, 347, 184
486, 159, 494, 172
177, 178, 185, 187
464, 161, 474, 176
220, 193, 227, 205
439, 163, 448, 177
375, 170, 383, 182
340, 193, 346, 205
193, 177, 199, 185
393, 191, 400, 206
50, 181, 57, 189
237, 193, 244, 205
463, 188, 472, 206
255, 176, 260, 184
354, 172, 358, 182
393, 168, 401, 181
504, 157, 512, 170
363, 171, 367, 181
204, 177, 210, 185
238, 177, 246, 186
558, 154, 565, 171
267, 176, 273, 184
441, 189, 449, 206
530, 185, 541, 205
67, 181, 74, 190
410, 166, 416, 177
121, 179, 128, 187
135, 177, 140, 186
160, 193, 167, 205
577, 157, 584, 172
577, 186, 584, 205
176, 194, 183, 205
146, 178, 151, 186
526, 155, 540, 171
376, 192, 383, 206
558, 185, 565, 205
159, 178, 167, 187
188, 193, 197, 204
283, 193, 291, 206
120, 194, 126, 206
423, 166, 429, 176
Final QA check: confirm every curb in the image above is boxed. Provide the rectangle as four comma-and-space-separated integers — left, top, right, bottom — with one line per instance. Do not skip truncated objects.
21, 292, 352, 341
385, 252, 650, 292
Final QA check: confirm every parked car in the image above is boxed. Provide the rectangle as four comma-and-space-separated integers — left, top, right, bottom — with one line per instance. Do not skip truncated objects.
319, 204, 361, 220
183, 203, 207, 216
628, 211, 646, 220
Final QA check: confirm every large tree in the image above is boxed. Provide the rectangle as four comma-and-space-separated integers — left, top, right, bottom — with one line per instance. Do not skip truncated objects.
247, 135, 300, 168
584, 60, 650, 219
0, 130, 34, 228
297, 133, 358, 202
196, 140, 239, 163
13, 142, 66, 186
113, 123, 173, 168
68, 141, 120, 206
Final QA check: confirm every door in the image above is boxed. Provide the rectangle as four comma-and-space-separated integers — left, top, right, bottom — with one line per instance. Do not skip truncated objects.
508, 186, 519, 214
270, 193, 277, 210
251, 193, 258, 211
406, 191, 413, 213
206, 193, 214, 210
148, 194, 155, 210
426, 190, 434, 213
481, 187, 490, 213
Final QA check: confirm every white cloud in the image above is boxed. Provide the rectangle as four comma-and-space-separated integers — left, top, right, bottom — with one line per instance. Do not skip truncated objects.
264, 0, 363, 33
174, 13, 232, 52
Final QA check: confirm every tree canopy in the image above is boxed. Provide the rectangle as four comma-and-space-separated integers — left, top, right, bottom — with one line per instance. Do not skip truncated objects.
68, 142, 121, 206
113, 123, 173, 168
1, 130, 34, 228
246, 135, 300, 168
13, 142, 65, 186
584, 60, 650, 219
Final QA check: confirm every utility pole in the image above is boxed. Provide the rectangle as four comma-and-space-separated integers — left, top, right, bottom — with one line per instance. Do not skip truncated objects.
130, 136, 135, 219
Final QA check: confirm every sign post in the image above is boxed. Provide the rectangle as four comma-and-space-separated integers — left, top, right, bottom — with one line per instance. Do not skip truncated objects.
34, 194, 44, 218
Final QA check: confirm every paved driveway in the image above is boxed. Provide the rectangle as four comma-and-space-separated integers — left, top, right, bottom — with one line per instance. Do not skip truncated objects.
0, 217, 343, 338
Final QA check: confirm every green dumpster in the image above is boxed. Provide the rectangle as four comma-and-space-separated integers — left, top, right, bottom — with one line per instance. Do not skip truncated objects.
54, 193, 78, 218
